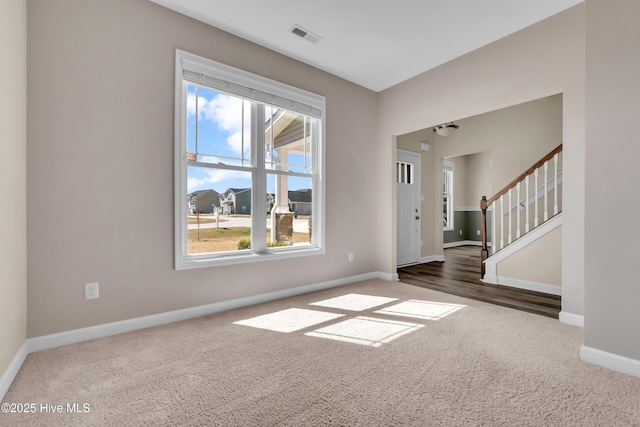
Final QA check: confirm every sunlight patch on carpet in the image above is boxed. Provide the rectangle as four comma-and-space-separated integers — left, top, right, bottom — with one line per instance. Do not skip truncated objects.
234, 308, 345, 333
305, 316, 424, 347
375, 300, 465, 320
309, 293, 398, 311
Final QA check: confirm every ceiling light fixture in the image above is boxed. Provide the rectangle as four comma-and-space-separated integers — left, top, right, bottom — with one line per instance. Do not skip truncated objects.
433, 122, 459, 136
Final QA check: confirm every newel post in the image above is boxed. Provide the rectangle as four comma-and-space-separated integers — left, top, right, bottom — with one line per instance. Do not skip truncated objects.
480, 196, 489, 279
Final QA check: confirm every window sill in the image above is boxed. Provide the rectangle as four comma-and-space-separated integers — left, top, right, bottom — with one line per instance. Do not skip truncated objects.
175, 246, 325, 270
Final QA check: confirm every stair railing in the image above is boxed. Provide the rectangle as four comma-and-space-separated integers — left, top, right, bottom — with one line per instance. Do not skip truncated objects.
480, 143, 563, 278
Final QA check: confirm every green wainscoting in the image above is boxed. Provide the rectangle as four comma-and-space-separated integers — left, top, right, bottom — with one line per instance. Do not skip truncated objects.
444, 210, 492, 244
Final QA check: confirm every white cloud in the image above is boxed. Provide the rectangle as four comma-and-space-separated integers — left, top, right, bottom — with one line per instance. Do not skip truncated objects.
187, 157, 249, 193
187, 92, 251, 157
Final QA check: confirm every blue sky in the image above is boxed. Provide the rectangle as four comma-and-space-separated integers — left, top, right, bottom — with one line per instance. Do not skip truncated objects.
186, 84, 312, 195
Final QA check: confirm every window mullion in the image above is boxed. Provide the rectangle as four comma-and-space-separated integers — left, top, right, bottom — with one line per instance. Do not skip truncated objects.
310, 119, 317, 246
178, 81, 189, 263
194, 86, 199, 156
252, 103, 267, 252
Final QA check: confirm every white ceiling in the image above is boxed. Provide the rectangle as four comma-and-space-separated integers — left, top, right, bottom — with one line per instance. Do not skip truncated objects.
150, 0, 583, 92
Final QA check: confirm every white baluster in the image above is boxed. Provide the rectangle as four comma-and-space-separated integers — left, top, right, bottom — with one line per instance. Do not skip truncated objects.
516, 182, 521, 239
534, 168, 539, 227
500, 194, 504, 250
554, 153, 559, 216
507, 188, 512, 245
525, 174, 530, 233
544, 161, 549, 221
491, 202, 496, 255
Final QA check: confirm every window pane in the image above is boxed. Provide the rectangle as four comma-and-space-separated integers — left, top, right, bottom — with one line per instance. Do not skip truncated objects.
443, 196, 449, 227
186, 85, 197, 155
187, 166, 252, 254
264, 107, 314, 173
443, 169, 453, 228
267, 174, 313, 247
187, 84, 251, 166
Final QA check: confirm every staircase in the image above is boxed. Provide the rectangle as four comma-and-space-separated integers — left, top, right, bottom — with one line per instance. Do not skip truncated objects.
480, 144, 563, 279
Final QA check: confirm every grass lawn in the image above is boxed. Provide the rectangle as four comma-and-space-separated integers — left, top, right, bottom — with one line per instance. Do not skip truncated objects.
188, 227, 310, 253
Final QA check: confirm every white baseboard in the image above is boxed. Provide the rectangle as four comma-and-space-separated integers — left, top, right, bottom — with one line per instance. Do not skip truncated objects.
454, 207, 483, 212
1, 271, 392, 401
482, 275, 562, 296
397, 256, 444, 269
27, 271, 390, 353
443, 240, 483, 248
581, 345, 640, 378
420, 255, 445, 263
0, 342, 29, 402
559, 311, 584, 327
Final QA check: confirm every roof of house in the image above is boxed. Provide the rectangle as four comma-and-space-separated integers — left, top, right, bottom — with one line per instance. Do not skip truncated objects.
226, 188, 251, 194
288, 189, 312, 203
188, 189, 219, 198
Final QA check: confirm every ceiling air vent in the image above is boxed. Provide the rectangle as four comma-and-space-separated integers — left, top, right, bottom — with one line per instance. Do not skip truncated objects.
289, 25, 322, 44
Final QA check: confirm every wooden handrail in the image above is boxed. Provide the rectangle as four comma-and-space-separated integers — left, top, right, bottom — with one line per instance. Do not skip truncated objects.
485, 143, 562, 206
480, 143, 563, 278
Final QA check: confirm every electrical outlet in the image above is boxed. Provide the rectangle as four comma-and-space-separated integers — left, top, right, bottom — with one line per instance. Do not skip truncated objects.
348, 252, 354, 263
85, 282, 99, 300
459, 229, 463, 236
477, 230, 481, 236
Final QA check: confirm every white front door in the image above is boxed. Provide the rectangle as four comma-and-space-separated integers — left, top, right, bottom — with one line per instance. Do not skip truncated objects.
397, 149, 421, 267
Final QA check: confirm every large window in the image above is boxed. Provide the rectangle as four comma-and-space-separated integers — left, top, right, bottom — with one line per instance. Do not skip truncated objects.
175, 50, 325, 269
443, 161, 454, 230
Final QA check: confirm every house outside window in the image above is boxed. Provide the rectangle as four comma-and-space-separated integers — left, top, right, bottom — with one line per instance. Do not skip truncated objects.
174, 50, 325, 269
443, 161, 454, 230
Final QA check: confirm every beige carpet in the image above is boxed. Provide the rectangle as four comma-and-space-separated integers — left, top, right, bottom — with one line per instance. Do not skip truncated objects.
2, 279, 639, 426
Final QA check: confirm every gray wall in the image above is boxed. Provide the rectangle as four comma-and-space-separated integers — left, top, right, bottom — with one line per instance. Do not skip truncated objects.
192, 191, 219, 214
396, 95, 561, 261
16, 0, 640, 372
380, 6, 584, 320
27, 0, 380, 337
443, 210, 491, 244
584, 0, 640, 360
235, 191, 252, 215
0, 0, 27, 382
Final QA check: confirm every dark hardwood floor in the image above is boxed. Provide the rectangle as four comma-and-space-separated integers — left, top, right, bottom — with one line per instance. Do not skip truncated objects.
397, 246, 561, 319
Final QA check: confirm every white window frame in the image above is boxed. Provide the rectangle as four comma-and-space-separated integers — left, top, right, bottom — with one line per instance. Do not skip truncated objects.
174, 50, 326, 270
443, 160, 454, 231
